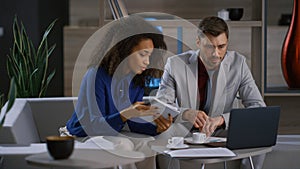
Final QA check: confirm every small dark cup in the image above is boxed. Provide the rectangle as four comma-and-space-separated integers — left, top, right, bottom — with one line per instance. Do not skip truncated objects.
228, 8, 244, 21
46, 136, 75, 160
278, 14, 292, 25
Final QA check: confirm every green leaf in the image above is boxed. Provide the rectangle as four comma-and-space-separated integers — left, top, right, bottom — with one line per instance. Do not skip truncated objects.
0, 93, 4, 110
6, 78, 17, 113
39, 70, 56, 97
7, 16, 56, 98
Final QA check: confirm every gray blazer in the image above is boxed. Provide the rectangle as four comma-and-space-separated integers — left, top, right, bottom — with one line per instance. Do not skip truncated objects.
156, 50, 266, 128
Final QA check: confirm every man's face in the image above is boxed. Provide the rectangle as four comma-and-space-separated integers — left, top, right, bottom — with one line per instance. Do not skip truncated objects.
197, 32, 228, 70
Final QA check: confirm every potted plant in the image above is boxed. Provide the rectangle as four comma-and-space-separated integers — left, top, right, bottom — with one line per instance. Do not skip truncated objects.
7, 16, 56, 98
1, 16, 56, 127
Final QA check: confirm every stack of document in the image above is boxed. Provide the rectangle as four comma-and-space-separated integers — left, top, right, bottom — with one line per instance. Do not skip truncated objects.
165, 147, 236, 157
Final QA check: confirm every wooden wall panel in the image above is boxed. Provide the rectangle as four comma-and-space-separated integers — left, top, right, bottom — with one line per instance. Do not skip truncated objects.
265, 96, 300, 134
63, 27, 98, 96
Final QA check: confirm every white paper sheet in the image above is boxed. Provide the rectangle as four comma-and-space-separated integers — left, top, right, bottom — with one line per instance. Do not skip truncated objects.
165, 147, 236, 158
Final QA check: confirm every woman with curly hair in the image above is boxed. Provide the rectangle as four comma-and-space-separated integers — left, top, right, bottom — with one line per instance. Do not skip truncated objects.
65, 16, 170, 137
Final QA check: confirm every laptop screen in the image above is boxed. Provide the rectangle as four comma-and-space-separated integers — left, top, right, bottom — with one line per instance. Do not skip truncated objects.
226, 106, 280, 150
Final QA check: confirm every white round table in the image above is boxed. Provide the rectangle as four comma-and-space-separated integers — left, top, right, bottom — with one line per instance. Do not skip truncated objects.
26, 149, 145, 169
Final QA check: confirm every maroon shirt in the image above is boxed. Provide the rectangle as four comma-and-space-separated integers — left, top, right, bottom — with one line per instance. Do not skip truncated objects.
198, 58, 209, 111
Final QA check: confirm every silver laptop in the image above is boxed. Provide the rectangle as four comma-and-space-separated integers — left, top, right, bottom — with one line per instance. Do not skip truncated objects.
206, 106, 280, 150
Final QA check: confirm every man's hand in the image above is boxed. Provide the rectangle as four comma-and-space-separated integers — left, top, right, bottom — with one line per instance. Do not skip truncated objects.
120, 102, 158, 122
201, 116, 224, 137
182, 109, 208, 129
154, 114, 173, 133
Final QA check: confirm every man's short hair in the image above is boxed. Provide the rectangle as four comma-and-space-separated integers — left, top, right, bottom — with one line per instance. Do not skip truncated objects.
198, 16, 229, 39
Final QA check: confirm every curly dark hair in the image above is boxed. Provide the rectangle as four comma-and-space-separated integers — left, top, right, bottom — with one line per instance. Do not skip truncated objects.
100, 32, 166, 87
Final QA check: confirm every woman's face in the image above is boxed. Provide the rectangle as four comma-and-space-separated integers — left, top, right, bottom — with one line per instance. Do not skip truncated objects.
128, 38, 154, 74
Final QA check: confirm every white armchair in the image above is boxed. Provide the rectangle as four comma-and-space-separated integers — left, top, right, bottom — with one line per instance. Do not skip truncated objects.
0, 97, 76, 144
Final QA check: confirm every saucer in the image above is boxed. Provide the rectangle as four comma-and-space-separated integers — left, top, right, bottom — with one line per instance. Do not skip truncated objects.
185, 137, 227, 145
184, 137, 205, 145
166, 144, 189, 150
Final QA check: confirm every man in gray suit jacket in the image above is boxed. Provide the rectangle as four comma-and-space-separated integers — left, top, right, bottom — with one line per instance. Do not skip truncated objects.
156, 16, 266, 169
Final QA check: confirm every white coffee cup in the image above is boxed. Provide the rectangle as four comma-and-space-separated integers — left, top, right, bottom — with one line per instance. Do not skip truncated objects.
192, 132, 206, 143
217, 9, 229, 21
168, 137, 184, 147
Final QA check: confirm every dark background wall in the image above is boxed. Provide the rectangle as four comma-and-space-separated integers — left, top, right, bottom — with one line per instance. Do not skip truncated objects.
0, 0, 69, 97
